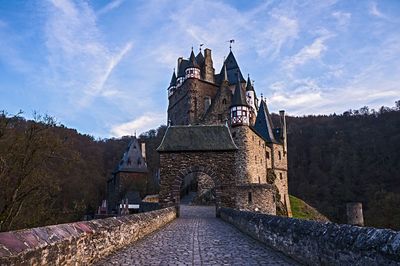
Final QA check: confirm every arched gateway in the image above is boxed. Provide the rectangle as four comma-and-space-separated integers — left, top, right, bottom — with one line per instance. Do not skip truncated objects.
157, 125, 238, 216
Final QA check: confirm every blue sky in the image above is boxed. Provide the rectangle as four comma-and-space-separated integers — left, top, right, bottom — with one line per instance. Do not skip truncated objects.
0, 0, 399, 138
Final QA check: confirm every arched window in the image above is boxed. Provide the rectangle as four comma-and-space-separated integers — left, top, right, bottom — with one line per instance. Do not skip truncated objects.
222, 98, 227, 104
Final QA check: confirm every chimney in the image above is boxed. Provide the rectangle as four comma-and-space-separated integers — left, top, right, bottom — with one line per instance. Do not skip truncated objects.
279, 110, 287, 154
204, 48, 215, 83
141, 142, 146, 161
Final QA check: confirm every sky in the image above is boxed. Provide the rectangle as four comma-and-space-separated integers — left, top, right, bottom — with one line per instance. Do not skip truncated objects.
0, 0, 399, 138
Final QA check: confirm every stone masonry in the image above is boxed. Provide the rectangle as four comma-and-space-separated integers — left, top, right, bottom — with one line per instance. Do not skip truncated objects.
0, 207, 176, 265
221, 207, 400, 265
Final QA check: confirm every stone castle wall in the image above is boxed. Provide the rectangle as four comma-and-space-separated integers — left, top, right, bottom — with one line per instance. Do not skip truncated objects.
0, 207, 176, 265
168, 79, 219, 125
235, 184, 276, 214
231, 127, 268, 184
220, 208, 400, 265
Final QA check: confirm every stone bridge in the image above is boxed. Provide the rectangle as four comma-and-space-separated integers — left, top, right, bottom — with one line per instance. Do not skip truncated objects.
1, 202, 399, 265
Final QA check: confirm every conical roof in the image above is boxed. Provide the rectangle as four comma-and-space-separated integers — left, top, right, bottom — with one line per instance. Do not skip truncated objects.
246, 74, 254, 92
230, 72, 249, 107
220, 51, 245, 84
253, 99, 277, 143
117, 137, 147, 173
196, 51, 205, 66
169, 70, 177, 87
187, 50, 200, 69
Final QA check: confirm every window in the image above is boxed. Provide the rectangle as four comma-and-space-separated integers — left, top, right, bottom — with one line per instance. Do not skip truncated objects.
258, 176, 261, 183
260, 158, 262, 164
204, 96, 211, 111
266, 151, 270, 159
232, 111, 237, 117
280, 173, 283, 180
255, 155, 257, 161
222, 98, 227, 104
248, 192, 252, 204
278, 151, 282, 160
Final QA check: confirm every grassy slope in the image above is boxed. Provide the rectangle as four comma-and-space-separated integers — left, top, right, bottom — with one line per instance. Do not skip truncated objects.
290, 195, 330, 222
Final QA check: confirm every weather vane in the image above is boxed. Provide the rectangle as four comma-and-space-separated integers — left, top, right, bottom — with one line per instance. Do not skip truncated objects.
199, 43, 204, 52
227, 39, 235, 51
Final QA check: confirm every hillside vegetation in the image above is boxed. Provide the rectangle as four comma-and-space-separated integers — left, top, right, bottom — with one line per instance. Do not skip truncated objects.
290, 195, 329, 222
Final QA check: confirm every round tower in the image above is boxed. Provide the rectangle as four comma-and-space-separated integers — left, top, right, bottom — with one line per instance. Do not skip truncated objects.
230, 73, 250, 126
346, 202, 364, 226
168, 69, 177, 98
185, 49, 201, 79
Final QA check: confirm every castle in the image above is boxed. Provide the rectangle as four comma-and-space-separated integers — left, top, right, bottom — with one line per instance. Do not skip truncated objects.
161, 47, 291, 216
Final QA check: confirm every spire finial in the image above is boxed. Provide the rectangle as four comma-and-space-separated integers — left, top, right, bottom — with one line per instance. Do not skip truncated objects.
261, 93, 263, 101
228, 39, 235, 51
134, 130, 137, 137
191, 46, 193, 52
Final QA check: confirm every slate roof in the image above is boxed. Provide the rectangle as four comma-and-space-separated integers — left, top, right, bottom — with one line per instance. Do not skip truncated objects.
117, 137, 148, 173
246, 74, 254, 92
188, 50, 200, 69
177, 59, 189, 77
196, 51, 205, 67
231, 73, 249, 107
218, 51, 246, 84
169, 70, 177, 87
157, 125, 238, 152
253, 99, 278, 143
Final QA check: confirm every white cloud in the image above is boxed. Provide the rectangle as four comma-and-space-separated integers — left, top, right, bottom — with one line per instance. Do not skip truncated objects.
369, 1, 385, 18
283, 31, 334, 71
97, 0, 125, 16
332, 11, 351, 26
255, 12, 299, 59
110, 112, 166, 137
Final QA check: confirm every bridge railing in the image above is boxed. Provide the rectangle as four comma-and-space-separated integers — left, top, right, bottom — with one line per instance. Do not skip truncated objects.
0, 207, 176, 265
220, 207, 400, 265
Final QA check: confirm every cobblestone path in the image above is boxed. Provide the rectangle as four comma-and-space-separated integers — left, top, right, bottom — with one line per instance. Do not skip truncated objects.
96, 205, 299, 265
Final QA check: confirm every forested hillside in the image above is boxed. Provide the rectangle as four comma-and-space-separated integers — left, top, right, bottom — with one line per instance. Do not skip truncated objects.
1, 101, 399, 231
286, 103, 400, 229
0, 113, 130, 231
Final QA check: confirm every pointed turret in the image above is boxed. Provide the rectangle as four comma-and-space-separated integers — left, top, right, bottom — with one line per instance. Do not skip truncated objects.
230, 72, 250, 126
196, 51, 205, 67
253, 99, 277, 143
186, 48, 201, 79
168, 70, 177, 98
246, 74, 258, 120
117, 137, 147, 172
246, 74, 254, 92
220, 51, 245, 85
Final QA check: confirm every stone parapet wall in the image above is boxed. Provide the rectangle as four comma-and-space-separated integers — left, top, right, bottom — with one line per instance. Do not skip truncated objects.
220, 208, 400, 265
0, 207, 176, 265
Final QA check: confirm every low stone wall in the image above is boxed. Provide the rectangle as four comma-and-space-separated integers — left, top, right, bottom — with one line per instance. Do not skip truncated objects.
220, 208, 400, 265
0, 207, 176, 265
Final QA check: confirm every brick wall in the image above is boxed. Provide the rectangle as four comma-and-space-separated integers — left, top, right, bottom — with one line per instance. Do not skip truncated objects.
0, 207, 176, 265
220, 208, 400, 265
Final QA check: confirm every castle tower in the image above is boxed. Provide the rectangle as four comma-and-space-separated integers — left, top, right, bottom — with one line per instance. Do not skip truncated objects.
230, 73, 250, 126
168, 70, 177, 98
245, 74, 258, 125
185, 49, 201, 79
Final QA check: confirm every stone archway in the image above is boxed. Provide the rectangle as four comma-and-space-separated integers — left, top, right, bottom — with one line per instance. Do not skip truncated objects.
158, 152, 236, 217
157, 125, 238, 217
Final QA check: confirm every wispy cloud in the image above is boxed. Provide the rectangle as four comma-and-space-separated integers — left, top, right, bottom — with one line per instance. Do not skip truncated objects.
332, 11, 351, 27
283, 31, 334, 71
369, 1, 385, 18
44, 0, 133, 108
110, 112, 165, 137
97, 0, 125, 16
